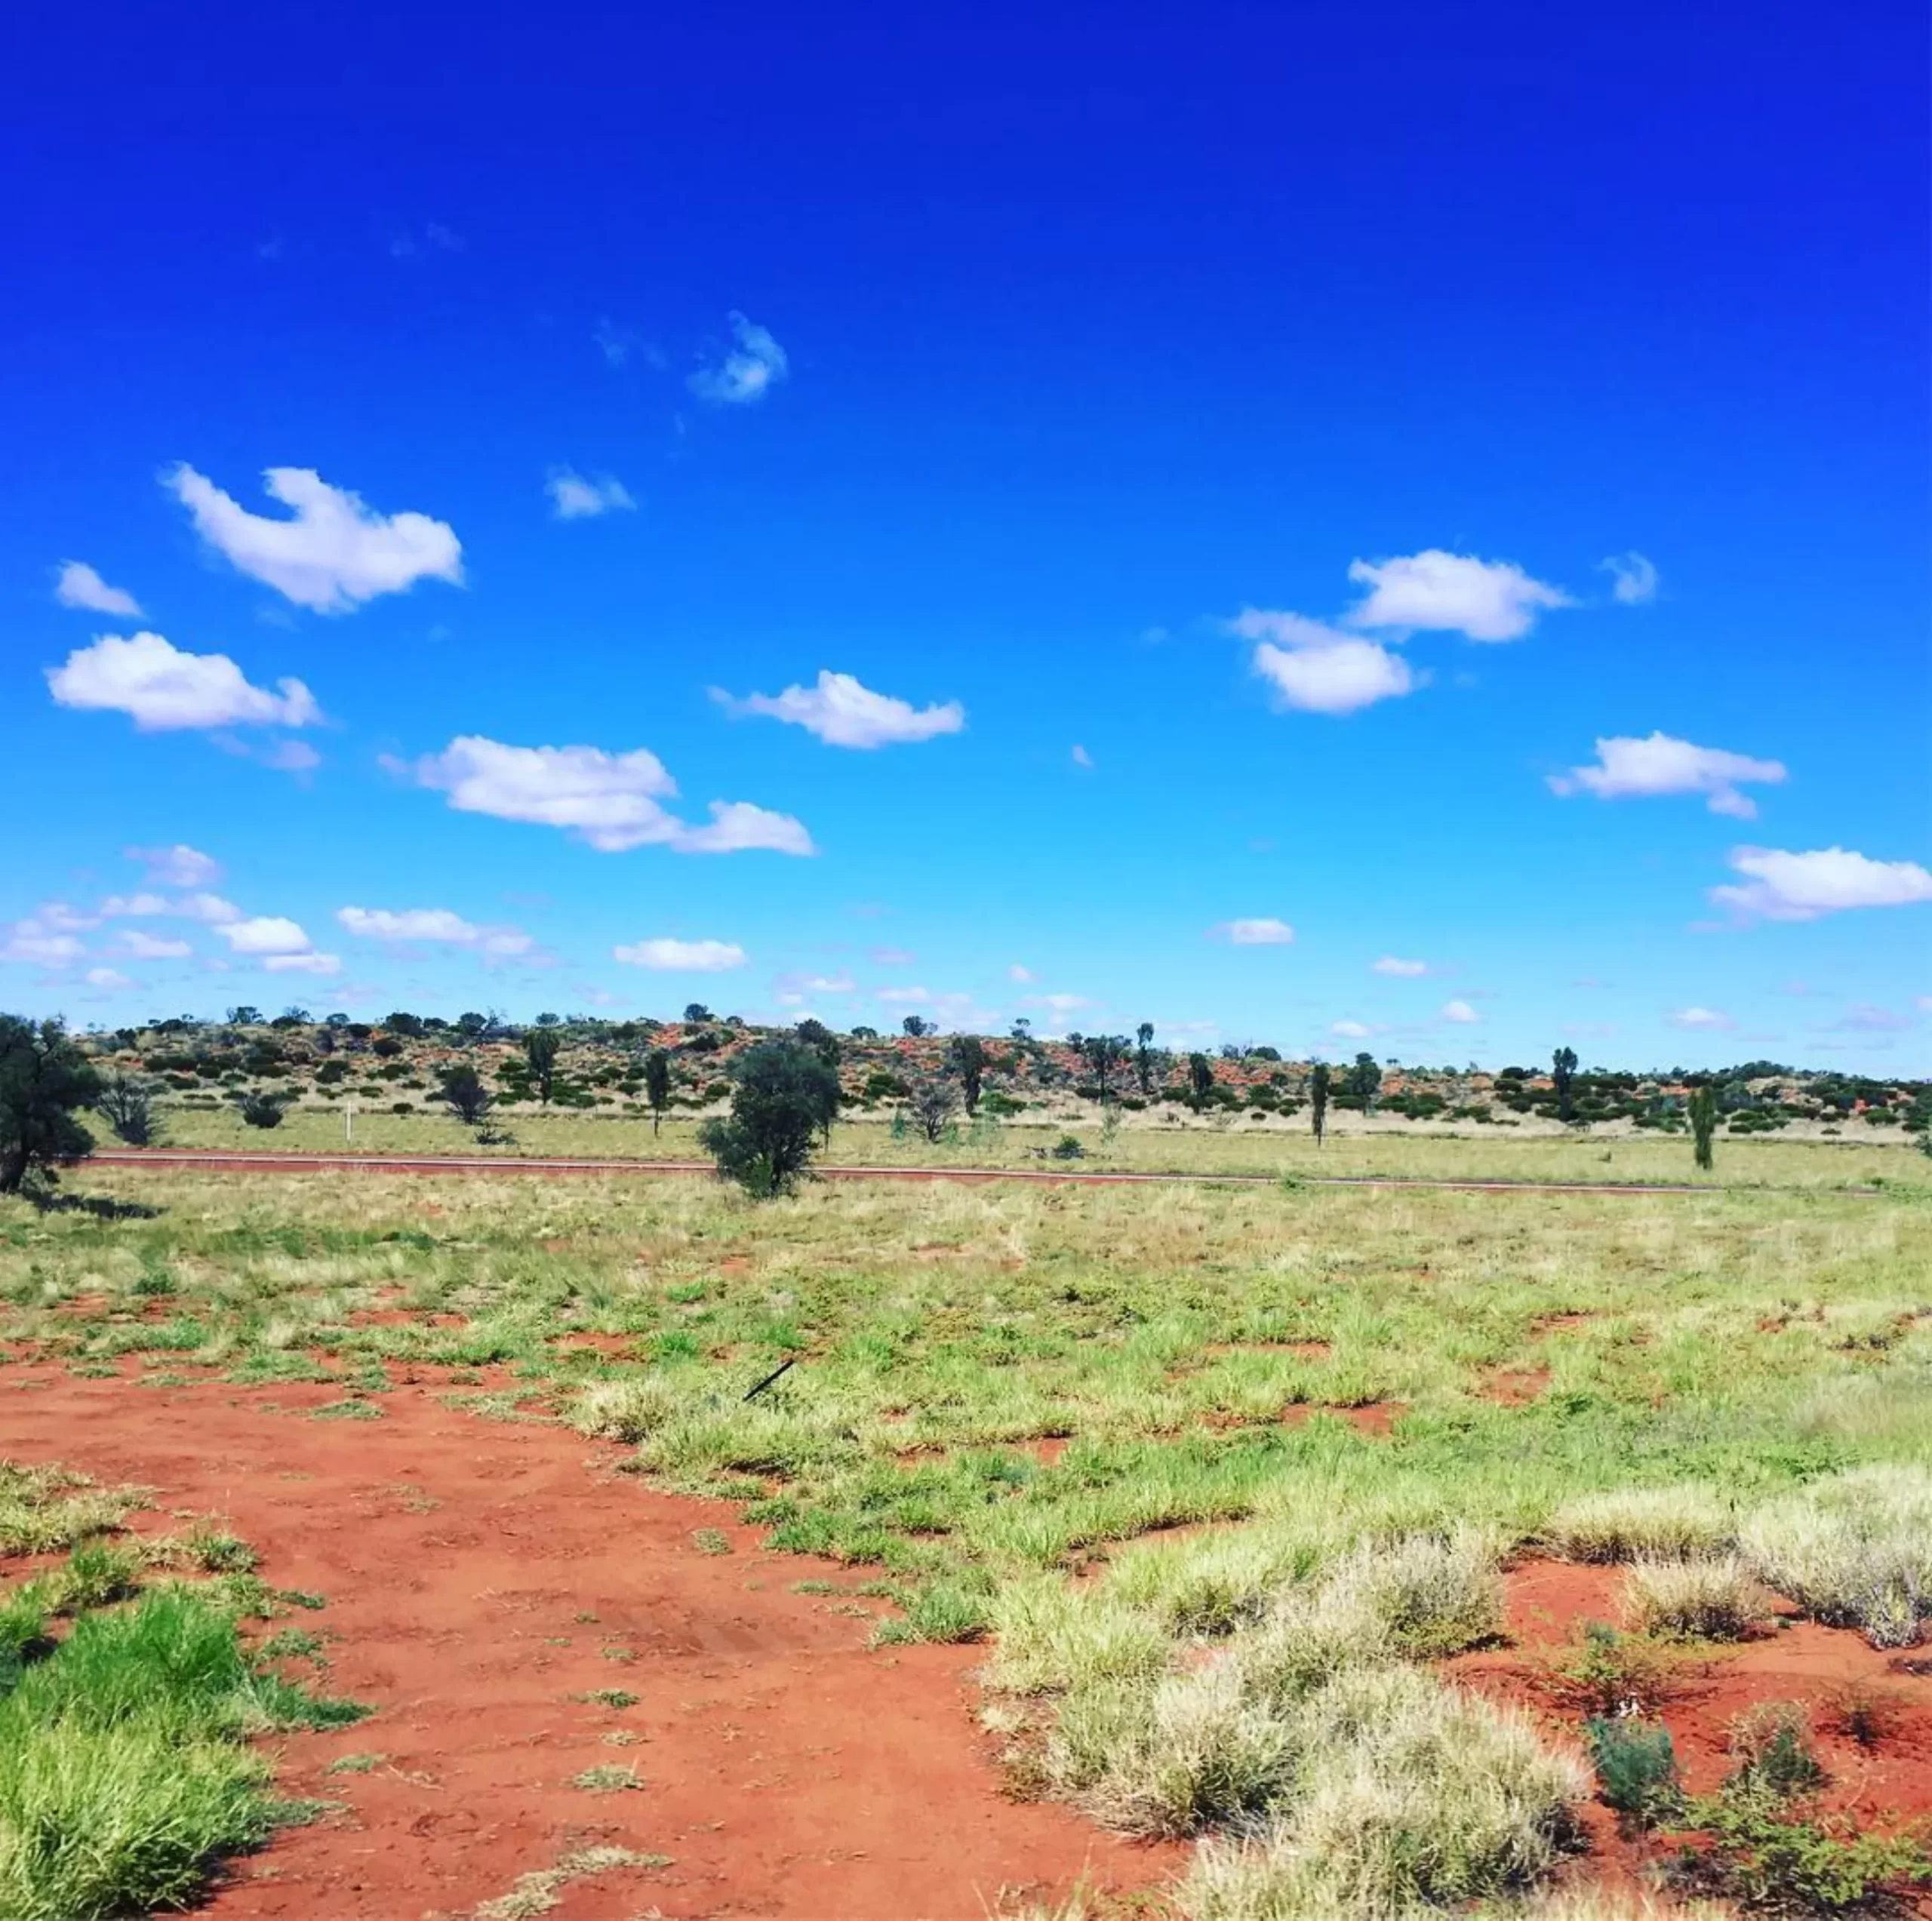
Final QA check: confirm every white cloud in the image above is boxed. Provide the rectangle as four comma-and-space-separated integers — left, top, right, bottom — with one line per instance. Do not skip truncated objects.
613, 937, 747, 972
1009, 964, 1035, 983
546, 469, 635, 520
126, 844, 222, 888
1599, 551, 1660, 605
869, 945, 916, 965
715, 670, 964, 748
1025, 992, 1092, 1016
0, 907, 88, 965
1373, 956, 1429, 976
1441, 999, 1480, 1024
217, 915, 312, 956
336, 906, 533, 956
1331, 1019, 1374, 1039
1244, 616, 1416, 715
1345, 549, 1572, 641
84, 967, 132, 989
876, 985, 933, 1006
394, 736, 814, 856
1830, 1004, 1911, 1034
689, 312, 788, 404
179, 893, 242, 924
1669, 1007, 1734, 1031
1551, 732, 1786, 819
165, 464, 463, 612
1211, 917, 1296, 945
1071, 744, 1094, 769
797, 973, 855, 994
112, 930, 194, 960
1709, 847, 1932, 922
55, 561, 142, 617
263, 951, 342, 976
47, 632, 321, 732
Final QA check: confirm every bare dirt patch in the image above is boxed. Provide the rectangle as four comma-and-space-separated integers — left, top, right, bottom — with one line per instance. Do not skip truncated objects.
0, 1366, 1172, 1919
1280, 1400, 1407, 1437
1481, 1365, 1552, 1406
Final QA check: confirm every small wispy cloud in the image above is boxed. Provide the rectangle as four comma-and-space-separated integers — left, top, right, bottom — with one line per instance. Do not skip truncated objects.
689, 311, 788, 404
546, 470, 635, 521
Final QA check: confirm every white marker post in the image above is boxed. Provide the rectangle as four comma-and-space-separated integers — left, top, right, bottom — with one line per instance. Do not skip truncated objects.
345, 1097, 354, 1145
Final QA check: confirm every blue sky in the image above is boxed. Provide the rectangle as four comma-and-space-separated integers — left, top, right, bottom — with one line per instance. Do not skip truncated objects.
3, 2, 1927, 1070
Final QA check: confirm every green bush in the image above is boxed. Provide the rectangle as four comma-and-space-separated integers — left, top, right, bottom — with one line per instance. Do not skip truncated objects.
1584, 1716, 1681, 1824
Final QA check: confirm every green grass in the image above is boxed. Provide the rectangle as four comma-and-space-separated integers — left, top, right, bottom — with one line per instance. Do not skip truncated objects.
5, 1157, 1931, 1915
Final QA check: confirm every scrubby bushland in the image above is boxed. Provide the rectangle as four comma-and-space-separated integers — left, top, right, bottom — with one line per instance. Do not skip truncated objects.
0, 1016, 100, 1193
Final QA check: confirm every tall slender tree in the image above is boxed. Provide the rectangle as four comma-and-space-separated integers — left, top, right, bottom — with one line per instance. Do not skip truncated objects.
1187, 1052, 1216, 1113
644, 1048, 672, 1135
1552, 1046, 1579, 1123
1135, 1022, 1156, 1096
1688, 1083, 1717, 1171
1309, 1061, 1331, 1146
525, 1026, 561, 1105
946, 1034, 989, 1114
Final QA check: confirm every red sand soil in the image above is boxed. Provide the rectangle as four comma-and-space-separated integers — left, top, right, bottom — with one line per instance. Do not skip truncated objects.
1449, 1558, 1932, 1907
0, 1365, 1179, 1920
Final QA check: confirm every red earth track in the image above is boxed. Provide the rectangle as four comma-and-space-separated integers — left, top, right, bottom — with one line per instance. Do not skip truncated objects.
90, 1147, 1730, 1196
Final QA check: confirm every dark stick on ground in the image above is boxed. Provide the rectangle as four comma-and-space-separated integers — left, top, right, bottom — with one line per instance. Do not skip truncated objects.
743, 1357, 798, 1402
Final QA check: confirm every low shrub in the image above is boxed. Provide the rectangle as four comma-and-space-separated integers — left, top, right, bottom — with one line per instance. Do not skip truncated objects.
1546, 1485, 1733, 1563
1726, 1700, 1825, 1798
1623, 1555, 1770, 1640
1583, 1715, 1681, 1825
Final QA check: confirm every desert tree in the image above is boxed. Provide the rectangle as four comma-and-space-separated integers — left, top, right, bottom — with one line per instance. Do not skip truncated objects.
225, 1004, 263, 1028
1346, 1051, 1382, 1110
234, 1090, 290, 1130
525, 1025, 562, 1105
699, 1039, 841, 1197
1552, 1045, 1579, 1123
1135, 1022, 1156, 1096
93, 1069, 161, 1147
1309, 1061, 1331, 1145
1688, 1083, 1717, 1170
1083, 1033, 1128, 1106
1187, 1051, 1216, 1113
643, 1048, 672, 1135
906, 1074, 961, 1142
946, 1034, 990, 1114
0, 1016, 100, 1193
436, 1062, 494, 1126
386, 1010, 426, 1038
683, 1002, 713, 1024
901, 1014, 936, 1038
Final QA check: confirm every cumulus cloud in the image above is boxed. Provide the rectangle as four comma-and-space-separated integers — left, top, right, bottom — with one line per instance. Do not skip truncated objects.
165, 464, 463, 612
1023, 991, 1091, 1018
1669, 1007, 1734, 1030
613, 937, 747, 971
1009, 964, 1035, 983
689, 312, 788, 404
870, 946, 916, 966
84, 967, 132, 989
1551, 732, 1786, 819
1599, 551, 1660, 605
1331, 1019, 1375, 1039
393, 736, 814, 856
1829, 1004, 1911, 1034
1345, 549, 1573, 641
263, 951, 342, 976
47, 632, 321, 732
126, 844, 222, 888
1374, 956, 1429, 976
1709, 847, 1932, 922
1071, 744, 1094, 769
99, 890, 239, 924
0, 907, 88, 965
55, 561, 142, 617
111, 930, 193, 960
1236, 611, 1417, 716
336, 906, 534, 956
1211, 917, 1296, 945
1440, 999, 1480, 1024
217, 915, 313, 956
714, 670, 964, 749
546, 470, 635, 520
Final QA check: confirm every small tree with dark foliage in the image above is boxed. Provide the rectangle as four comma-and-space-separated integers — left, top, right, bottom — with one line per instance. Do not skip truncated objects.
906, 1074, 961, 1142
1309, 1061, 1331, 1146
902, 1015, 936, 1038
525, 1026, 561, 1105
644, 1048, 672, 1135
1553, 1046, 1579, 1123
700, 1040, 841, 1197
94, 1070, 162, 1147
1135, 1022, 1156, 1096
436, 1063, 494, 1126
946, 1034, 989, 1115
1187, 1052, 1216, 1113
0, 1016, 100, 1193
1689, 1083, 1717, 1171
